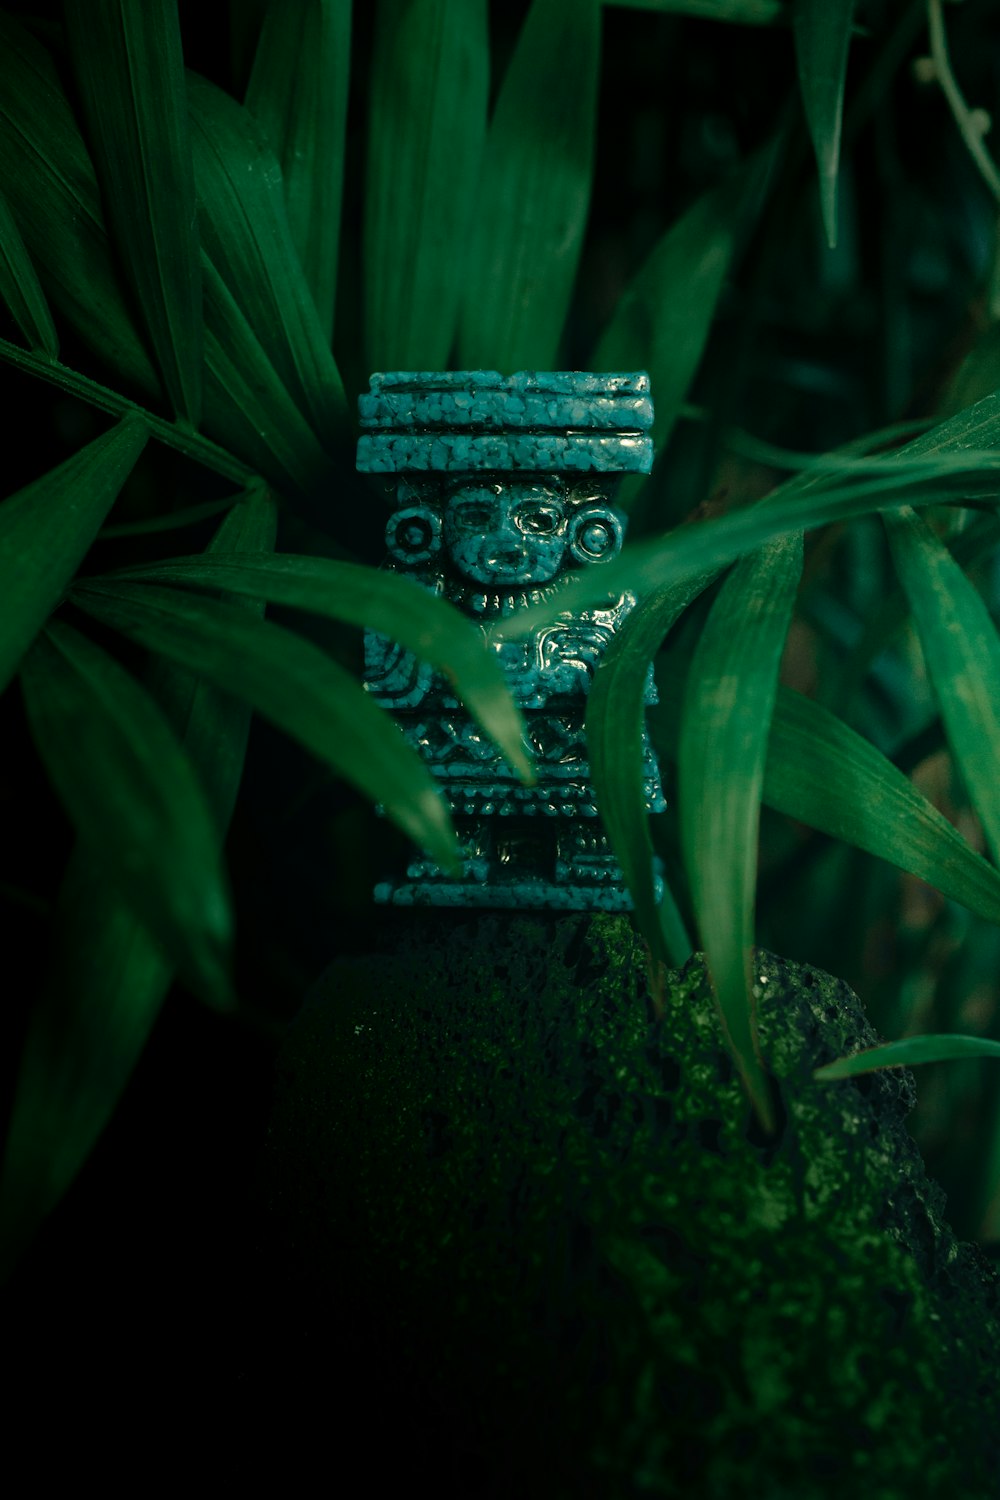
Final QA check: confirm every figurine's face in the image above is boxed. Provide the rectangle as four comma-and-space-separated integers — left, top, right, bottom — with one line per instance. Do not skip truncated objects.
444, 482, 567, 585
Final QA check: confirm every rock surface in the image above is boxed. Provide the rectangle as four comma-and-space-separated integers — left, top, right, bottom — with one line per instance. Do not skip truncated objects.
257, 913, 1000, 1497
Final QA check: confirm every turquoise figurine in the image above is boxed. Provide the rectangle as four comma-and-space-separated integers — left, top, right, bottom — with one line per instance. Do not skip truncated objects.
357, 370, 664, 908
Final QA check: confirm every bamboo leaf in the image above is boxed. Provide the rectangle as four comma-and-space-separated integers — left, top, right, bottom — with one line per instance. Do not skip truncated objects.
0, 417, 147, 697
815, 1034, 1000, 1081
0, 488, 277, 1282
246, 0, 352, 343
603, 0, 781, 19
188, 70, 348, 445
19, 622, 234, 1008
0, 185, 58, 356
364, 0, 488, 370
678, 534, 803, 1130
71, 579, 459, 868
98, 552, 533, 781
793, 0, 857, 249
63, 0, 203, 425
0, 13, 161, 397
457, 0, 601, 370
587, 574, 715, 983
885, 506, 1000, 869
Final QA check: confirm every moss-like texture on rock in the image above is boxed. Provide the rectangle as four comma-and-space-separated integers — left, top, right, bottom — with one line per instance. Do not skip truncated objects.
260, 914, 1000, 1497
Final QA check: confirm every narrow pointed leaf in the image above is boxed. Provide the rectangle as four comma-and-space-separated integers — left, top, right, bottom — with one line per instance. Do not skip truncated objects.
592, 170, 748, 458
679, 534, 804, 1130
587, 574, 715, 980
19, 622, 234, 1008
364, 0, 487, 370
0, 14, 161, 397
71, 579, 459, 868
99, 552, 533, 781
815, 1034, 1000, 1081
458, 0, 601, 370
188, 71, 347, 444
0, 488, 277, 1281
0, 417, 147, 697
246, 0, 352, 342
63, 0, 203, 425
604, 0, 780, 19
885, 506, 1000, 869
0, 186, 58, 356
793, 0, 856, 249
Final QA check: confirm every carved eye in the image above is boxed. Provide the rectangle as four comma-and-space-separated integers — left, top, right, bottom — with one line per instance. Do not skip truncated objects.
455, 503, 492, 529
518, 507, 560, 535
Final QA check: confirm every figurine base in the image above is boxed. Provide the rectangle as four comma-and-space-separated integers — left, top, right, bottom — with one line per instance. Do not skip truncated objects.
374, 880, 634, 911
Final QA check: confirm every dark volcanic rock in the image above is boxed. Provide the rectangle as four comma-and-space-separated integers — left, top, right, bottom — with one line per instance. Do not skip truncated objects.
258, 913, 1000, 1497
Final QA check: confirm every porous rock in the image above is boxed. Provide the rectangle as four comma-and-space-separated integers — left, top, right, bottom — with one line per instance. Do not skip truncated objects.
257, 913, 1000, 1497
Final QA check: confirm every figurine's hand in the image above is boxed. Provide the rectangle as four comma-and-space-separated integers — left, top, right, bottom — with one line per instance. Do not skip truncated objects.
534, 623, 614, 695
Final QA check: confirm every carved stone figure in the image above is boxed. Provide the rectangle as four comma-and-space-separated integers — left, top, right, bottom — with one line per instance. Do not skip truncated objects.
357, 370, 664, 908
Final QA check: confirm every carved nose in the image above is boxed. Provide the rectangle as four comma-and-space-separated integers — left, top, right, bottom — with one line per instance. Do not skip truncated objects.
489, 542, 525, 568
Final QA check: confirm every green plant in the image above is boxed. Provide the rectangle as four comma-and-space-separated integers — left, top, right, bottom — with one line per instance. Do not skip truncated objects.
4, 0, 1000, 1279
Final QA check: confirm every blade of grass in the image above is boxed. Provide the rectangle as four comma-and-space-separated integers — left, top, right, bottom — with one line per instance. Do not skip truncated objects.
678, 533, 803, 1131
815, 1034, 1000, 1080
364, 0, 487, 370
64, 0, 203, 425
71, 578, 459, 868
793, 0, 857, 248
97, 552, 533, 781
885, 506, 1000, 869
19, 621, 234, 1008
0, 185, 58, 356
0, 13, 160, 398
603, 0, 781, 18
0, 487, 277, 1282
246, 0, 351, 343
587, 573, 716, 996
188, 70, 347, 445
457, 0, 601, 370
0, 416, 147, 696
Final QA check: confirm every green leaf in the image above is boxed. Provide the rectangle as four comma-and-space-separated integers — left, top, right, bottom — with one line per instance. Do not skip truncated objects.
815, 1034, 1000, 1081
188, 69, 348, 445
71, 578, 460, 868
0, 416, 147, 697
0, 185, 58, 356
587, 574, 715, 988
64, 0, 203, 425
457, 0, 601, 370
0, 487, 277, 1282
98, 552, 533, 782
0, 14, 161, 398
364, 0, 488, 370
19, 621, 234, 1008
245, 0, 351, 343
793, 0, 857, 249
591, 166, 754, 460
678, 534, 803, 1130
603, 0, 781, 19
884, 506, 1000, 869
496, 385, 1000, 637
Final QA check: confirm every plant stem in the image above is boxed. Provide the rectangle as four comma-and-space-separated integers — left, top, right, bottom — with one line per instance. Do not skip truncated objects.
927, 0, 1000, 209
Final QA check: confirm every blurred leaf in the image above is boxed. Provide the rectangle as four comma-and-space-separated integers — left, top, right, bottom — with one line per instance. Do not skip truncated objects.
0, 185, 58, 356
592, 160, 763, 460
587, 574, 715, 987
364, 0, 488, 370
19, 621, 234, 1008
100, 551, 533, 781
458, 0, 601, 370
603, 0, 781, 18
497, 387, 1000, 636
0, 13, 161, 397
815, 1034, 1000, 1081
71, 578, 459, 868
793, 0, 855, 249
0, 417, 147, 697
64, 0, 203, 425
188, 70, 347, 444
679, 533, 803, 1130
885, 506, 1000, 869
245, 0, 351, 343
0, 488, 276, 1282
